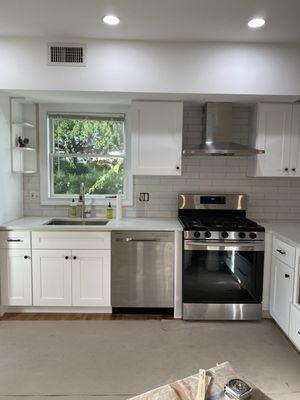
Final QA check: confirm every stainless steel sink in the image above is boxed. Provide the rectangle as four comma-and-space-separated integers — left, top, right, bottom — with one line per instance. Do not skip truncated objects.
45, 218, 109, 226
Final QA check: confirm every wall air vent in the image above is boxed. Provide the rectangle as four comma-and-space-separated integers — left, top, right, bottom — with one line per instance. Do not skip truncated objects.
47, 43, 86, 66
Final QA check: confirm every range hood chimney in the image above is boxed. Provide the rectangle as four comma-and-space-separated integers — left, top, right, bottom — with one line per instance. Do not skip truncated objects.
183, 103, 264, 156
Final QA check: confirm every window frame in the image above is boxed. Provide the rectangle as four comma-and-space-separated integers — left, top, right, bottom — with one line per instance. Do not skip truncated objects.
39, 104, 133, 206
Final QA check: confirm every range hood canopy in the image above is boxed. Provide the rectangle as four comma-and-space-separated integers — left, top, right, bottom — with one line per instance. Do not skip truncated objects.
183, 102, 264, 156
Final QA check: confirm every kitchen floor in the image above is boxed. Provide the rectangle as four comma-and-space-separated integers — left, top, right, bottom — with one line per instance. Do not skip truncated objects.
0, 318, 299, 400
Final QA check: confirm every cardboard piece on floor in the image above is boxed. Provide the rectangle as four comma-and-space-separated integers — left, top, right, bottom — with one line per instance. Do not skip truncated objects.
129, 361, 271, 400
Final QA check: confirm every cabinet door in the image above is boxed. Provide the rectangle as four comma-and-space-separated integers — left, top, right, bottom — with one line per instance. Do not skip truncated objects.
0, 249, 32, 306
131, 101, 183, 175
289, 305, 300, 350
270, 256, 294, 332
72, 250, 110, 307
289, 104, 300, 176
252, 104, 292, 177
32, 250, 72, 306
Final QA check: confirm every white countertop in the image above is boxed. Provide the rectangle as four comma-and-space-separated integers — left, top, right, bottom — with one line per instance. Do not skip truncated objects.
261, 221, 300, 247
0, 217, 183, 232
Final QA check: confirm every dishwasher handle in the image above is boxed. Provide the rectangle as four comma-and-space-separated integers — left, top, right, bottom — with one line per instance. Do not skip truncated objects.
115, 237, 160, 242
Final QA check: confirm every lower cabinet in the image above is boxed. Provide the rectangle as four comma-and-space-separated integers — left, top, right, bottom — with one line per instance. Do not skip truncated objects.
289, 305, 300, 350
32, 250, 72, 306
32, 249, 111, 307
0, 249, 32, 306
72, 250, 110, 307
270, 256, 294, 333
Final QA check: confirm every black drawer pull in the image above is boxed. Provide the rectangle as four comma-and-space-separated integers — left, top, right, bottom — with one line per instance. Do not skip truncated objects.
65, 256, 69, 260
24, 255, 30, 260
298, 331, 300, 335
284, 168, 288, 171
284, 274, 290, 278
276, 249, 286, 255
7, 239, 23, 242
73, 256, 77, 260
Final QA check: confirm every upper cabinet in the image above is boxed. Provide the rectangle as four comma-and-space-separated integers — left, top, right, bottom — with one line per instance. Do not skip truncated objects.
248, 103, 300, 177
130, 101, 183, 175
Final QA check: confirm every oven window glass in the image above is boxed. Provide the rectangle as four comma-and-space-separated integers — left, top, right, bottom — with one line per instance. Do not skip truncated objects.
183, 250, 264, 303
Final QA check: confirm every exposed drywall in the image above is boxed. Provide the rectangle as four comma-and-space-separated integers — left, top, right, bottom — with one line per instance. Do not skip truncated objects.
0, 93, 23, 223
0, 38, 300, 96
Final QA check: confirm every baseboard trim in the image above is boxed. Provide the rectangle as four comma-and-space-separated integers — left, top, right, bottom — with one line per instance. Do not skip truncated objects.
2, 306, 113, 314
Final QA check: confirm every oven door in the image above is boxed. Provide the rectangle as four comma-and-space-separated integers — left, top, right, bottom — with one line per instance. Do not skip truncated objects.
183, 241, 264, 320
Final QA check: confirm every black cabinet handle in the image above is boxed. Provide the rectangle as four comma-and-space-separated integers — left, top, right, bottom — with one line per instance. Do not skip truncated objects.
7, 239, 23, 242
298, 331, 300, 335
73, 256, 77, 260
284, 274, 290, 278
24, 255, 30, 259
176, 166, 180, 170
276, 249, 286, 255
284, 168, 289, 171
292, 168, 296, 172
65, 256, 69, 260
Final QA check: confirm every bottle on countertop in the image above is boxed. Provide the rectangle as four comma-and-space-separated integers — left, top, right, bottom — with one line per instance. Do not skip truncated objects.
69, 198, 77, 218
106, 202, 113, 219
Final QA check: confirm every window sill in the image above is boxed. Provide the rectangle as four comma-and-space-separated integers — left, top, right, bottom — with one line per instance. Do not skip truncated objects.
40, 198, 133, 207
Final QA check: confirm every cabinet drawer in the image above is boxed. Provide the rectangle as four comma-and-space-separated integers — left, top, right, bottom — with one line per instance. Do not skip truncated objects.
289, 304, 300, 350
272, 236, 295, 267
32, 231, 111, 250
0, 231, 30, 249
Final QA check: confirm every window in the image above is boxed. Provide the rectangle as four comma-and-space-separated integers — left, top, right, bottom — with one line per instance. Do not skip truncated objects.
42, 111, 131, 204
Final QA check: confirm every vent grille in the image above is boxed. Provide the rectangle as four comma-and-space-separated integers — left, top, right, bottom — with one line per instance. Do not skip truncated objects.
48, 43, 86, 66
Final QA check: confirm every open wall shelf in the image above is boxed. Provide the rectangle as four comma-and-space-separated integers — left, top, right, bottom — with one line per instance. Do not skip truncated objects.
10, 98, 37, 174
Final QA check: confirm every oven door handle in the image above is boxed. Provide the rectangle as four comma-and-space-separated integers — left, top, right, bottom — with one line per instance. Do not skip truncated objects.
184, 240, 265, 252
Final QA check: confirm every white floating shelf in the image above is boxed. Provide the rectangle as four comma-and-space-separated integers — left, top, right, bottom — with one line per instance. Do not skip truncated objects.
12, 147, 37, 174
14, 146, 36, 152
12, 121, 35, 128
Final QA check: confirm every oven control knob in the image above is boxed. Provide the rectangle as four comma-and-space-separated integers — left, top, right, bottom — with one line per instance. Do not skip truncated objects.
221, 231, 229, 239
194, 231, 201, 238
239, 232, 246, 239
204, 231, 211, 238
249, 232, 257, 239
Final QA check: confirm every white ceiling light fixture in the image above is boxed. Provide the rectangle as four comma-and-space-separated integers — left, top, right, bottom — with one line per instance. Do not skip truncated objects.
248, 18, 266, 28
102, 15, 120, 26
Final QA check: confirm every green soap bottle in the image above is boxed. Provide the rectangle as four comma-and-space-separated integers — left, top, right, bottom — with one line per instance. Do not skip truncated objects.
106, 202, 113, 219
69, 198, 77, 218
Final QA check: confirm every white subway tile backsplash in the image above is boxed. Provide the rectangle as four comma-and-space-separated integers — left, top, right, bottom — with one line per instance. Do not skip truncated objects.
23, 105, 300, 221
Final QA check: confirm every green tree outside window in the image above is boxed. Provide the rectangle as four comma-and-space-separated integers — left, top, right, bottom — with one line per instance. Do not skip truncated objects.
49, 116, 125, 196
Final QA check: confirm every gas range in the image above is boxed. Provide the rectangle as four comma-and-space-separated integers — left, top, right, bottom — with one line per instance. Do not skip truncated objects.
178, 194, 265, 242
179, 193, 265, 321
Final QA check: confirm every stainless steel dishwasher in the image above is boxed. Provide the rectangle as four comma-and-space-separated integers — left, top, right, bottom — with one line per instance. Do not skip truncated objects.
111, 231, 174, 310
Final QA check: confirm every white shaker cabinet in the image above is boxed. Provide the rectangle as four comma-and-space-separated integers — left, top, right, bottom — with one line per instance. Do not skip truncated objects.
0, 249, 32, 306
289, 305, 300, 350
248, 103, 300, 177
32, 250, 72, 306
289, 104, 300, 176
0, 231, 32, 306
270, 256, 294, 332
131, 101, 183, 175
72, 250, 110, 307
31, 232, 111, 307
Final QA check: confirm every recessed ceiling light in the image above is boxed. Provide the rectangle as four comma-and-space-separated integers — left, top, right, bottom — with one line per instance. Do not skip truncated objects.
248, 18, 266, 28
102, 15, 120, 26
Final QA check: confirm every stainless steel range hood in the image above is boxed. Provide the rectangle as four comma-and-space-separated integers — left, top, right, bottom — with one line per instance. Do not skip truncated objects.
183, 103, 264, 156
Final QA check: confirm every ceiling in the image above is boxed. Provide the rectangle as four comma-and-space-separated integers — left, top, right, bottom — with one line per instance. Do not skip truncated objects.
0, 0, 300, 43
5, 90, 300, 105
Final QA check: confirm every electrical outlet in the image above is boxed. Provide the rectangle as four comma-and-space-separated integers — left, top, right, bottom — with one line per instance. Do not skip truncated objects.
139, 192, 149, 202
29, 191, 37, 201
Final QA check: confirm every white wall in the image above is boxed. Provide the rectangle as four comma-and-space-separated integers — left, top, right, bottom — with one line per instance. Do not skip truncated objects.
0, 93, 23, 223
0, 38, 300, 95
